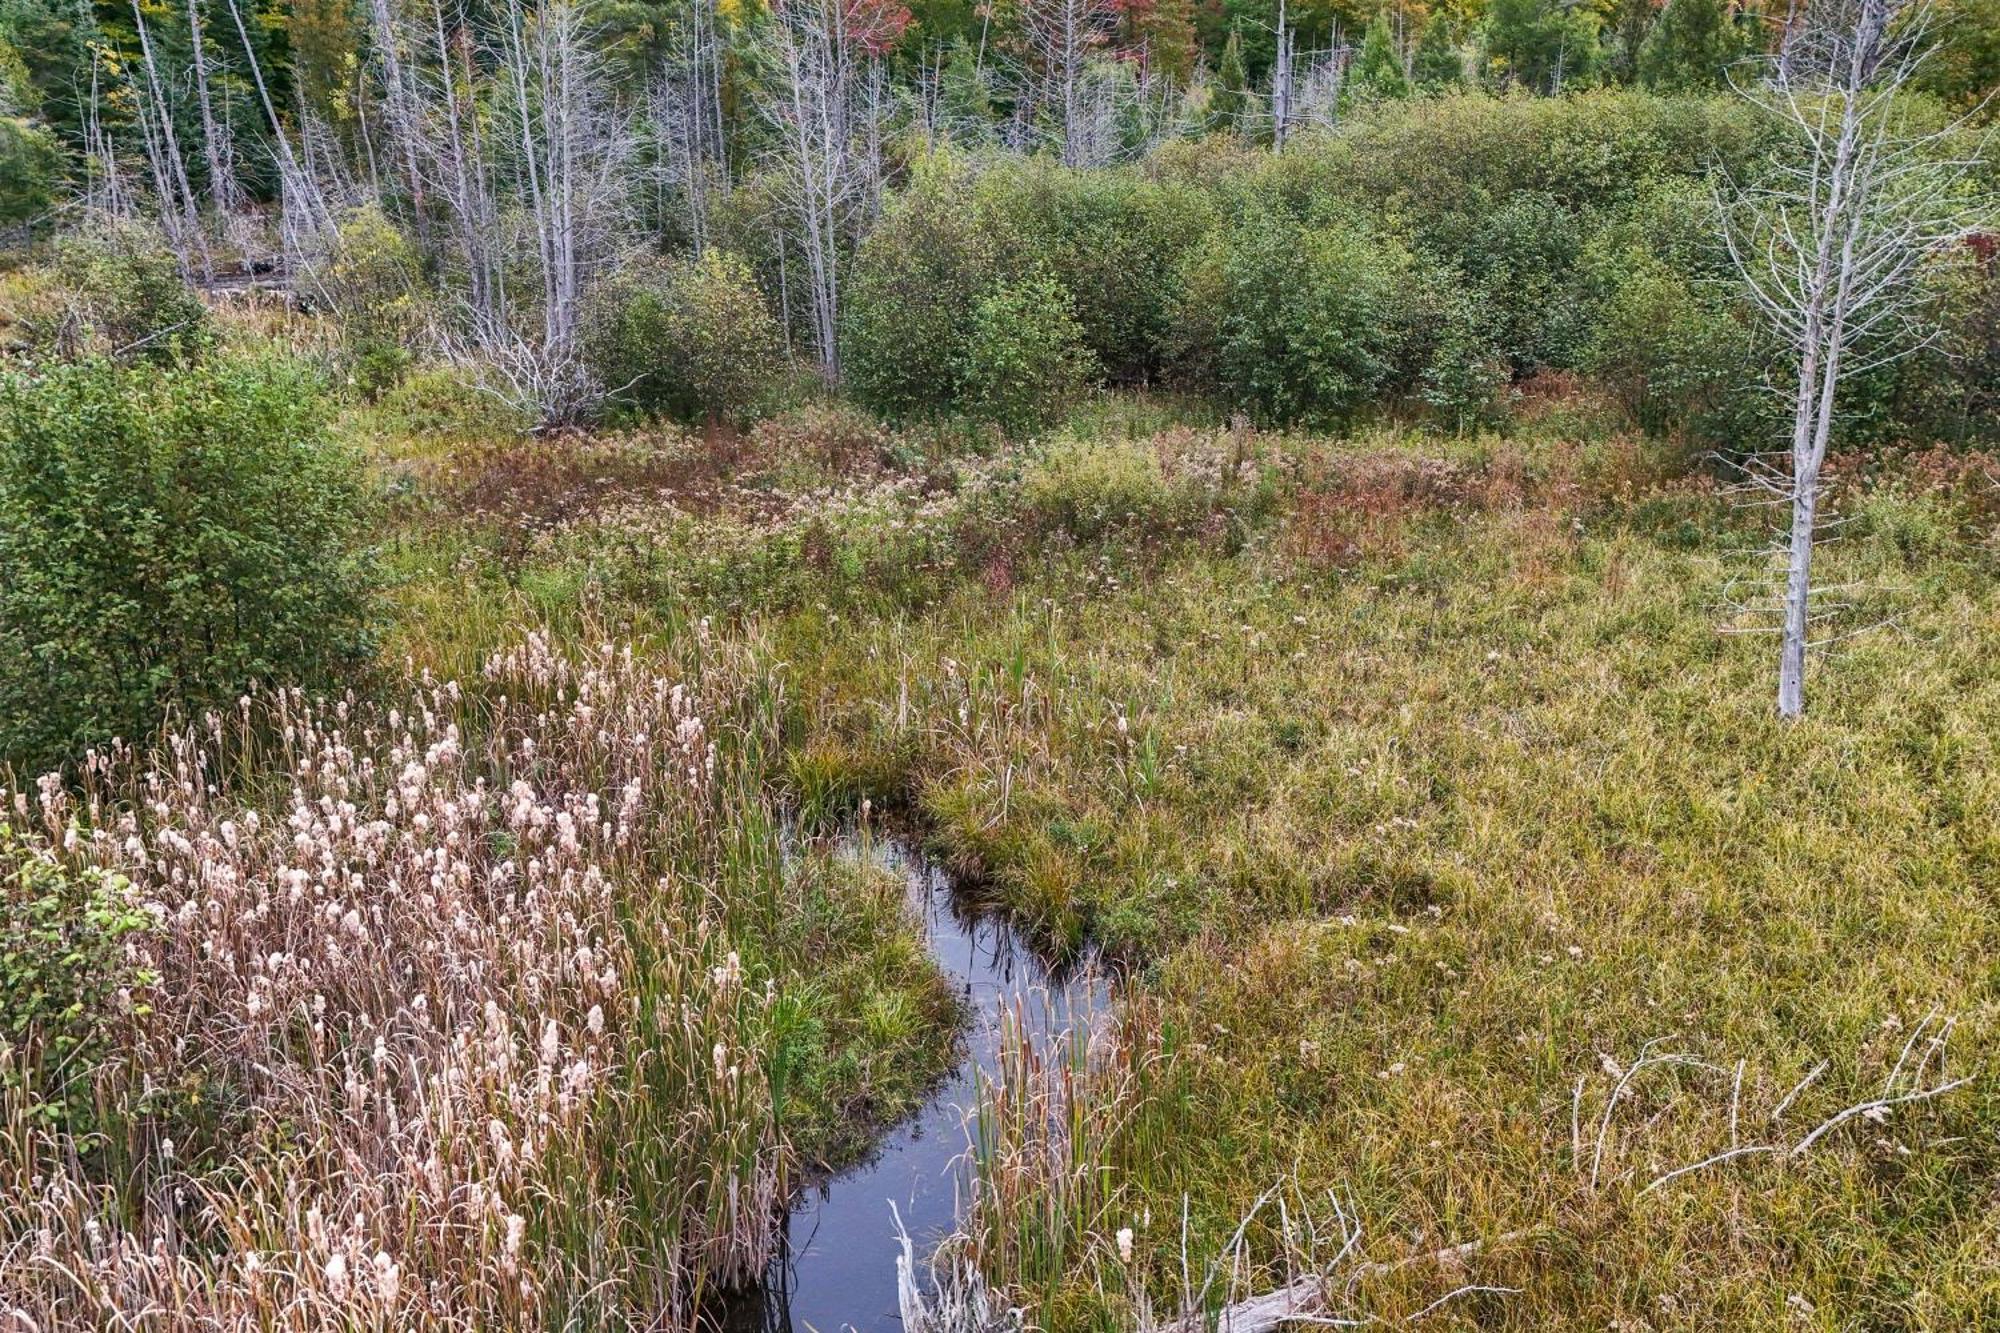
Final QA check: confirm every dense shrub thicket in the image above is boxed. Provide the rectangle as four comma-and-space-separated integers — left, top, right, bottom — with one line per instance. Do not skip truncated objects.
584, 248, 783, 425
0, 354, 376, 773
0, 825, 152, 1132
2, 221, 210, 364
836, 93, 1998, 443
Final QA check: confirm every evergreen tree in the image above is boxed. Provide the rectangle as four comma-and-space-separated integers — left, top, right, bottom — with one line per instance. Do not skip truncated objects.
1484, 0, 1600, 93
1142, 0, 1200, 86
938, 34, 996, 141
1211, 22, 1250, 132
0, 34, 57, 226
1636, 0, 1742, 91
1349, 11, 1411, 100
0, 0, 96, 148
1411, 14, 1466, 91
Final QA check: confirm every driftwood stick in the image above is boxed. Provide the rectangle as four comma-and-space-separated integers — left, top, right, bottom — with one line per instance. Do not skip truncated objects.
1164, 1230, 1530, 1332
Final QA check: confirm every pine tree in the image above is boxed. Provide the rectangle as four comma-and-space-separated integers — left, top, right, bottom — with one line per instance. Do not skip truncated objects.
1411, 14, 1466, 90
1350, 10, 1411, 100
938, 33, 996, 140
1211, 21, 1250, 132
1142, 0, 1200, 85
1637, 0, 1742, 91
1484, 0, 1601, 93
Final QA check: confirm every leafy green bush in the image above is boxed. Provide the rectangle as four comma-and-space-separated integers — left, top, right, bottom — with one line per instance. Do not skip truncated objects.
0, 824, 153, 1130
1854, 249, 2000, 448
953, 274, 1097, 436
1457, 189, 1592, 375
373, 363, 534, 443
314, 204, 425, 399
1015, 437, 1204, 542
0, 354, 376, 772
1417, 288, 1513, 433
1585, 251, 1766, 443
971, 162, 1213, 385
584, 249, 782, 425
843, 158, 995, 421
19, 221, 209, 363
1186, 210, 1407, 426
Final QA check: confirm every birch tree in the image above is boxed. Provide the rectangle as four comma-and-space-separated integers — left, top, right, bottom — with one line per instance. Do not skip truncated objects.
756, 0, 905, 381
126, 0, 205, 277
1019, 0, 1116, 164
1722, 0, 1989, 718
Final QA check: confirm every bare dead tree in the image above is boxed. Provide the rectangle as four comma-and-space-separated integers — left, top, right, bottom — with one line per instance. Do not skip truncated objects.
756, 0, 884, 382
367, 0, 430, 228
126, 0, 207, 278
82, 50, 136, 219
648, 0, 730, 253
1719, 0, 1990, 718
185, 0, 239, 215
1270, 0, 1292, 151
477, 0, 633, 420
352, 0, 633, 421
1019, 0, 1117, 165
1573, 1013, 1975, 1202
219, 0, 336, 268
1291, 40, 1353, 134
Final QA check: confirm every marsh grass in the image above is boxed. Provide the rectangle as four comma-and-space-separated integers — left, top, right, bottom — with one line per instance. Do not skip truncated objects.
0, 630, 952, 1329
350, 396, 2000, 1327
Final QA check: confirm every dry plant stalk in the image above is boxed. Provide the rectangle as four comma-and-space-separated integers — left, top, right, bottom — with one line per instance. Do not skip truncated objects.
1, 633, 797, 1330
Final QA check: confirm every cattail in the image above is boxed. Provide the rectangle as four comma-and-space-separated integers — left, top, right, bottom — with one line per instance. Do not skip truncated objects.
503, 1213, 527, 1263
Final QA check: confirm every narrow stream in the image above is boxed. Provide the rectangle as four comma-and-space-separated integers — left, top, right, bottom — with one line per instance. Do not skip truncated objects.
721, 831, 1109, 1333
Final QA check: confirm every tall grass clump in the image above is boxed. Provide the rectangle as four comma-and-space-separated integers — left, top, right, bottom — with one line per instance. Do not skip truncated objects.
958, 998, 1178, 1323
0, 631, 854, 1329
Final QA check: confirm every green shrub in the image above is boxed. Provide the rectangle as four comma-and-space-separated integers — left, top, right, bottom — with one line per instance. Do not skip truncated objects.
20, 221, 209, 363
0, 354, 376, 772
313, 204, 425, 399
1868, 249, 2000, 448
1584, 251, 1767, 443
1457, 189, 1592, 375
971, 162, 1214, 385
373, 363, 534, 443
1016, 437, 1201, 541
953, 274, 1097, 436
843, 158, 995, 421
584, 249, 782, 425
1190, 210, 1407, 426
1417, 288, 1513, 433
0, 824, 153, 1130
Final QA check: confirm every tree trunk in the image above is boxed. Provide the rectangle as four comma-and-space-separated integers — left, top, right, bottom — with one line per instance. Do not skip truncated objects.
1777, 463, 1817, 719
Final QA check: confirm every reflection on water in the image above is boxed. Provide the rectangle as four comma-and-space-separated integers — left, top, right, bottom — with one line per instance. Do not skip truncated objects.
716, 832, 1109, 1333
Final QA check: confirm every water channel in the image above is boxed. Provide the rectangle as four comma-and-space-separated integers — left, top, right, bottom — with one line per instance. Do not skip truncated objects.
719, 832, 1109, 1333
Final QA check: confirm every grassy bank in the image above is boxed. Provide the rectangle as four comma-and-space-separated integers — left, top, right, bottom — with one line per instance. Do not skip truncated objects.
363, 388, 2000, 1329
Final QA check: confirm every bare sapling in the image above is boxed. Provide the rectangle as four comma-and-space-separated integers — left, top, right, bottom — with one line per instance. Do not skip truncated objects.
1720, 0, 1991, 718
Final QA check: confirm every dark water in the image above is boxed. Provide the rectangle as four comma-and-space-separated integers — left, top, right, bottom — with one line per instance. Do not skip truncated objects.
721, 832, 1109, 1333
